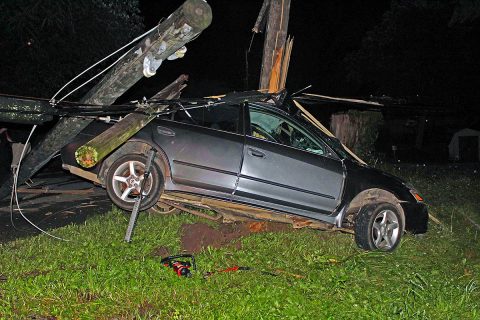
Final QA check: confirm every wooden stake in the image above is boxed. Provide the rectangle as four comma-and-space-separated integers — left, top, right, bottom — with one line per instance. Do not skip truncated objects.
428, 213, 443, 226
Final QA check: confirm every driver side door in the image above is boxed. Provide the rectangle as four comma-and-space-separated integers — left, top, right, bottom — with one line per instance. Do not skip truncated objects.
234, 106, 344, 218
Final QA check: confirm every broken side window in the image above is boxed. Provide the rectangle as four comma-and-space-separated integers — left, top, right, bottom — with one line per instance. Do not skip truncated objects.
249, 109, 327, 156
172, 104, 240, 134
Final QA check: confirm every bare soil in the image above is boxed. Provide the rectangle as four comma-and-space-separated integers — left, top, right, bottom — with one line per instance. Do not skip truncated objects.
180, 221, 291, 253
150, 245, 171, 257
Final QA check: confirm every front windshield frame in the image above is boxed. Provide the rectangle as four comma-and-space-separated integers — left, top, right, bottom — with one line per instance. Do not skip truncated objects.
280, 100, 355, 161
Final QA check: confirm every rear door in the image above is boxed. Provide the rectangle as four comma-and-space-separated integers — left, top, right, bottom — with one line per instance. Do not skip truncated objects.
234, 106, 344, 217
153, 104, 244, 195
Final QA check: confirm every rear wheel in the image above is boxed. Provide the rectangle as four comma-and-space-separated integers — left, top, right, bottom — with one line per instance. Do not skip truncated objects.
106, 154, 163, 211
354, 203, 404, 251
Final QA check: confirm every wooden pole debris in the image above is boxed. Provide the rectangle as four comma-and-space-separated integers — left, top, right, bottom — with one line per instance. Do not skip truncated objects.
162, 199, 223, 221
279, 36, 293, 89
268, 35, 293, 92
80, 0, 212, 106
0, 0, 212, 199
252, 0, 270, 33
0, 96, 53, 124
75, 75, 188, 168
258, 0, 291, 90
428, 212, 443, 226
16, 187, 94, 195
292, 99, 367, 165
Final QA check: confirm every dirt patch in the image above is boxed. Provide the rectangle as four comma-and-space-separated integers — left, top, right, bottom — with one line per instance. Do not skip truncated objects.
150, 246, 171, 258
464, 248, 478, 260
77, 290, 99, 303
23, 269, 50, 278
181, 221, 291, 253
138, 300, 155, 317
29, 315, 57, 320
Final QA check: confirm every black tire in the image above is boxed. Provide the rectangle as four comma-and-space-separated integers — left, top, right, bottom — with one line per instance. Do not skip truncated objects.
354, 202, 404, 252
106, 154, 163, 211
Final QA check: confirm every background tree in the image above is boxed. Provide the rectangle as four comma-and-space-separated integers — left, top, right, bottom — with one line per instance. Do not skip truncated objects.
345, 0, 480, 106
0, 0, 144, 99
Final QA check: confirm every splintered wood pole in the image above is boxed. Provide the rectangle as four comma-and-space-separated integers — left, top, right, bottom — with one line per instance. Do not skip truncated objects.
0, 0, 212, 199
75, 75, 188, 168
257, 0, 291, 90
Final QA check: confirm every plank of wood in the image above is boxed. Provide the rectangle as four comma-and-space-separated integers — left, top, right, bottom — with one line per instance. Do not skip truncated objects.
302, 93, 383, 106
161, 199, 222, 221
293, 100, 367, 165
15, 187, 94, 195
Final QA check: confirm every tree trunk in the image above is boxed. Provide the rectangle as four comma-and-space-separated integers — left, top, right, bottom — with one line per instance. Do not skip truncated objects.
330, 110, 382, 161
0, 0, 212, 199
75, 75, 188, 168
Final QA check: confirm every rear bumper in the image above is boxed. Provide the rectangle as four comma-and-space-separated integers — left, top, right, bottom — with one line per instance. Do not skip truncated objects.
401, 201, 428, 234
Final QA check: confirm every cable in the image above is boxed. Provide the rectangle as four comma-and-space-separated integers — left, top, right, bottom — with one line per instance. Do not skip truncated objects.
0, 92, 225, 110
10, 125, 70, 241
50, 25, 158, 104
7, 24, 167, 240
56, 51, 129, 103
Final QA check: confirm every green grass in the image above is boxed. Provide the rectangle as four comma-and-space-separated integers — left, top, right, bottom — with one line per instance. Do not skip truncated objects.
1, 165, 479, 319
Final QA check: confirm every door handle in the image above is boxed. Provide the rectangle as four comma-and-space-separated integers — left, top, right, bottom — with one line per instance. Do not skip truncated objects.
248, 148, 266, 158
157, 126, 175, 137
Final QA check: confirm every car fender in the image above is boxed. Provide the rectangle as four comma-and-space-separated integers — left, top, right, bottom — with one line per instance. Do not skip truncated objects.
98, 137, 171, 187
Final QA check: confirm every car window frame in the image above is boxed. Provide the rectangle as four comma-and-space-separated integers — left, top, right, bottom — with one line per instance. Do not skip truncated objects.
245, 103, 339, 160
162, 103, 245, 136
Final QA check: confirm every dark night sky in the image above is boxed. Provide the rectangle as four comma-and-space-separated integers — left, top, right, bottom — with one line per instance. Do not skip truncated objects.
131, 0, 390, 99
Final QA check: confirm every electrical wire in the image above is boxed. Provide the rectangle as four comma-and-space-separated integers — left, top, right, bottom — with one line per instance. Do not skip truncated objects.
10, 125, 70, 241
6, 16, 265, 240
0, 92, 234, 111
0, 97, 228, 119
50, 25, 158, 104
56, 51, 129, 103
8, 24, 162, 241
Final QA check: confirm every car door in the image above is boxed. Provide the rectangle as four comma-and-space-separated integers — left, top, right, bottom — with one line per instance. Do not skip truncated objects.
234, 106, 344, 217
153, 104, 244, 195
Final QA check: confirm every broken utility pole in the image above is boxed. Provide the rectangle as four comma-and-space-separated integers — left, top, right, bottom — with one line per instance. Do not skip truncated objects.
254, 0, 291, 91
75, 74, 188, 168
0, 0, 212, 199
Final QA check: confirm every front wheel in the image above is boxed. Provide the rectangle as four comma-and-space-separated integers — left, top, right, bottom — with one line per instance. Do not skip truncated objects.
106, 154, 163, 211
354, 203, 404, 251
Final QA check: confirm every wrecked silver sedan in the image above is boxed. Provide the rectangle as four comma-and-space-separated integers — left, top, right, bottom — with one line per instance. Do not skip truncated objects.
61, 92, 428, 251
